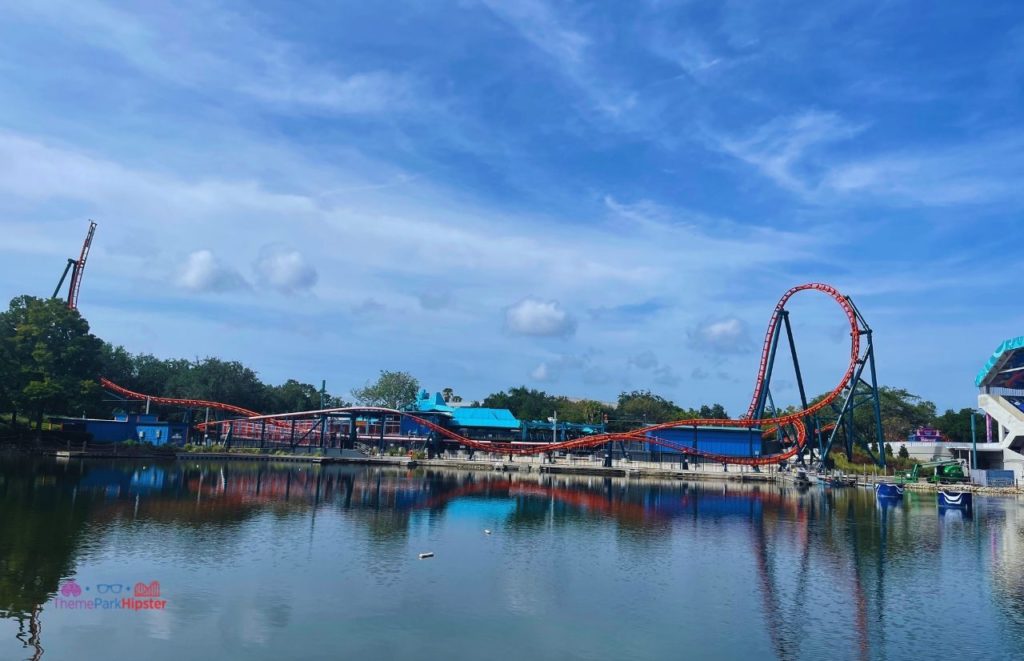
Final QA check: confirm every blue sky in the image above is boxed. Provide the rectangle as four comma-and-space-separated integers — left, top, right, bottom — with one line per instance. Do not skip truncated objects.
1, 1, 1021, 413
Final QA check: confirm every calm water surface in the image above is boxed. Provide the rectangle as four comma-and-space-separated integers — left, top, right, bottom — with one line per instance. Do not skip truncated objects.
1, 455, 1022, 660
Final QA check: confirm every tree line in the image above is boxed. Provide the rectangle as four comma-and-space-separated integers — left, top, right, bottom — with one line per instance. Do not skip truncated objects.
1, 295, 980, 444
0, 296, 349, 427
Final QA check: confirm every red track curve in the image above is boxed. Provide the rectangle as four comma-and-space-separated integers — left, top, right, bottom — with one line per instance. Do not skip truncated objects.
99, 378, 262, 418
100, 283, 860, 466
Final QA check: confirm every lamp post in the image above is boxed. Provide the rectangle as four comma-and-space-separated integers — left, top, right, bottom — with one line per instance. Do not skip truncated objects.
970, 410, 978, 471
547, 412, 558, 465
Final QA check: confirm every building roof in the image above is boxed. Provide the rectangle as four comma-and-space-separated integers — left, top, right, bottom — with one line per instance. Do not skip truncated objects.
976, 335, 1024, 388
411, 390, 454, 414
451, 407, 520, 430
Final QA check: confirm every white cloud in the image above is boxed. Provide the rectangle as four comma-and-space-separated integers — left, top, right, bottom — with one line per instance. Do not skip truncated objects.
178, 250, 247, 293
479, 0, 589, 68
530, 362, 554, 382
688, 317, 752, 355
505, 298, 577, 337
819, 135, 1024, 205
254, 245, 318, 293
715, 110, 864, 193
241, 69, 415, 115
7, 1, 418, 118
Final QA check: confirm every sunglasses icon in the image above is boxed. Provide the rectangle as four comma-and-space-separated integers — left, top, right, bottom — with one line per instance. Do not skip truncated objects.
96, 584, 129, 594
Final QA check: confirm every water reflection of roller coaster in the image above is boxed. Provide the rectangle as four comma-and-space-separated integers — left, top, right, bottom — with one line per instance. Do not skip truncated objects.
72, 462, 875, 660
101, 283, 886, 467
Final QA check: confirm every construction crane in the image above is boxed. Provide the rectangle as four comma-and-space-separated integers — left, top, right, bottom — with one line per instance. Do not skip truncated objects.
52, 220, 97, 310
897, 459, 968, 485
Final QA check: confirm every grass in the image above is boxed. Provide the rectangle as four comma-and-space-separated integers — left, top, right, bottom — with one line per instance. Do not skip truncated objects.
829, 445, 917, 476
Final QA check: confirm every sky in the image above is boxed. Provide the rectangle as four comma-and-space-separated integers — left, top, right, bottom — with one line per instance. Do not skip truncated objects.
0, 0, 1022, 414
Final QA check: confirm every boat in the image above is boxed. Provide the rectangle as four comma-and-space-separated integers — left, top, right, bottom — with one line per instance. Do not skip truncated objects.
874, 483, 903, 499
937, 490, 973, 510
818, 473, 855, 488
792, 468, 811, 487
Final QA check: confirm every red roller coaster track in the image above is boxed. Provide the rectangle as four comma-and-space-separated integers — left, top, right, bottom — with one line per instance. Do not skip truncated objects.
101, 282, 861, 466
99, 378, 261, 418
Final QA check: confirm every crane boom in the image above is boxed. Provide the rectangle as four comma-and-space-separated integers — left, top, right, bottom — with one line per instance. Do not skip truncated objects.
66, 221, 97, 310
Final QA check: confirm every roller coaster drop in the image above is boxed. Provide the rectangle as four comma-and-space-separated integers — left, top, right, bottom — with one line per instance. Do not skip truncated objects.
100, 283, 887, 469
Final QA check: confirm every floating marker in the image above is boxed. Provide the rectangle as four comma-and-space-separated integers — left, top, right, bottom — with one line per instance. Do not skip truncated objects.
484, 529, 492, 535
418, 552, 434, 559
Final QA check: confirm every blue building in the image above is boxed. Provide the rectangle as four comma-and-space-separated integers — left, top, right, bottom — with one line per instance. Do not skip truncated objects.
52, 414, 188, 446
398, 390, 520, 441
644, 425, 771, 459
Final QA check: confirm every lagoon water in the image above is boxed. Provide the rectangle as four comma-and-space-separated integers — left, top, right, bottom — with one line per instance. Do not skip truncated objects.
1, 455, 1022, 660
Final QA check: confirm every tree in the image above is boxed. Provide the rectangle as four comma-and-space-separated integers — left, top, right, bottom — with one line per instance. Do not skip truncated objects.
612, 391, 694, 431
352, 370, 419, 409
698, 403, 729, 420
811, 385, 938, 449
898, 444, 909, 460
1, 296, 103, 428
265, 379, 322, 413
934, 408, 975, 443
441, 387, 464, 404
482, 386, 559, 421
555, 398, 613, 425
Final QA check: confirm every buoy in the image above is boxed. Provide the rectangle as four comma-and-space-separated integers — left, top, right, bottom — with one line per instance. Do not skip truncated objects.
484, 529, 492, 535
418, 552, 434, 559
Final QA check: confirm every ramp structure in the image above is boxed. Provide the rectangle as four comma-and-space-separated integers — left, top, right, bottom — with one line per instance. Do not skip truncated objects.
974, 336, 1024, 480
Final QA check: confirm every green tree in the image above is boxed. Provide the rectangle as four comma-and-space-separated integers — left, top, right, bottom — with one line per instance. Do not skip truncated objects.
1, 296, 103, 428
898, 444, 909, 460
934, 408, 975, 442
265, 379, 322, 412
482, 386, 559, 421
555, 398, 613, 425
164, 357, 266, 413
811, 386, 938, 449
698, 403, 729, 420
612, 391, 694, 430
352, 370, 419, 409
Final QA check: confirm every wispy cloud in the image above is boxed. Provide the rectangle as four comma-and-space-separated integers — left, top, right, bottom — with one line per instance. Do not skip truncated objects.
7, 0, 421, 118
821, 134, 1024, 206
479, 0, 589, 68
714, 110, 865, 194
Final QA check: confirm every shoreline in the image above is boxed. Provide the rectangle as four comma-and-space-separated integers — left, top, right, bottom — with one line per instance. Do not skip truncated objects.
10, 445, 1020, 493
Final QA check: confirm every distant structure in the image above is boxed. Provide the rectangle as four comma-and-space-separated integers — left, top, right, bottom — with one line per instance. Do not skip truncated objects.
974, 336, 1024, 480
907, 426, 945, 443
51, 413, 187, 445
904, 335, 1024, 481
52, 220, 97, 310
